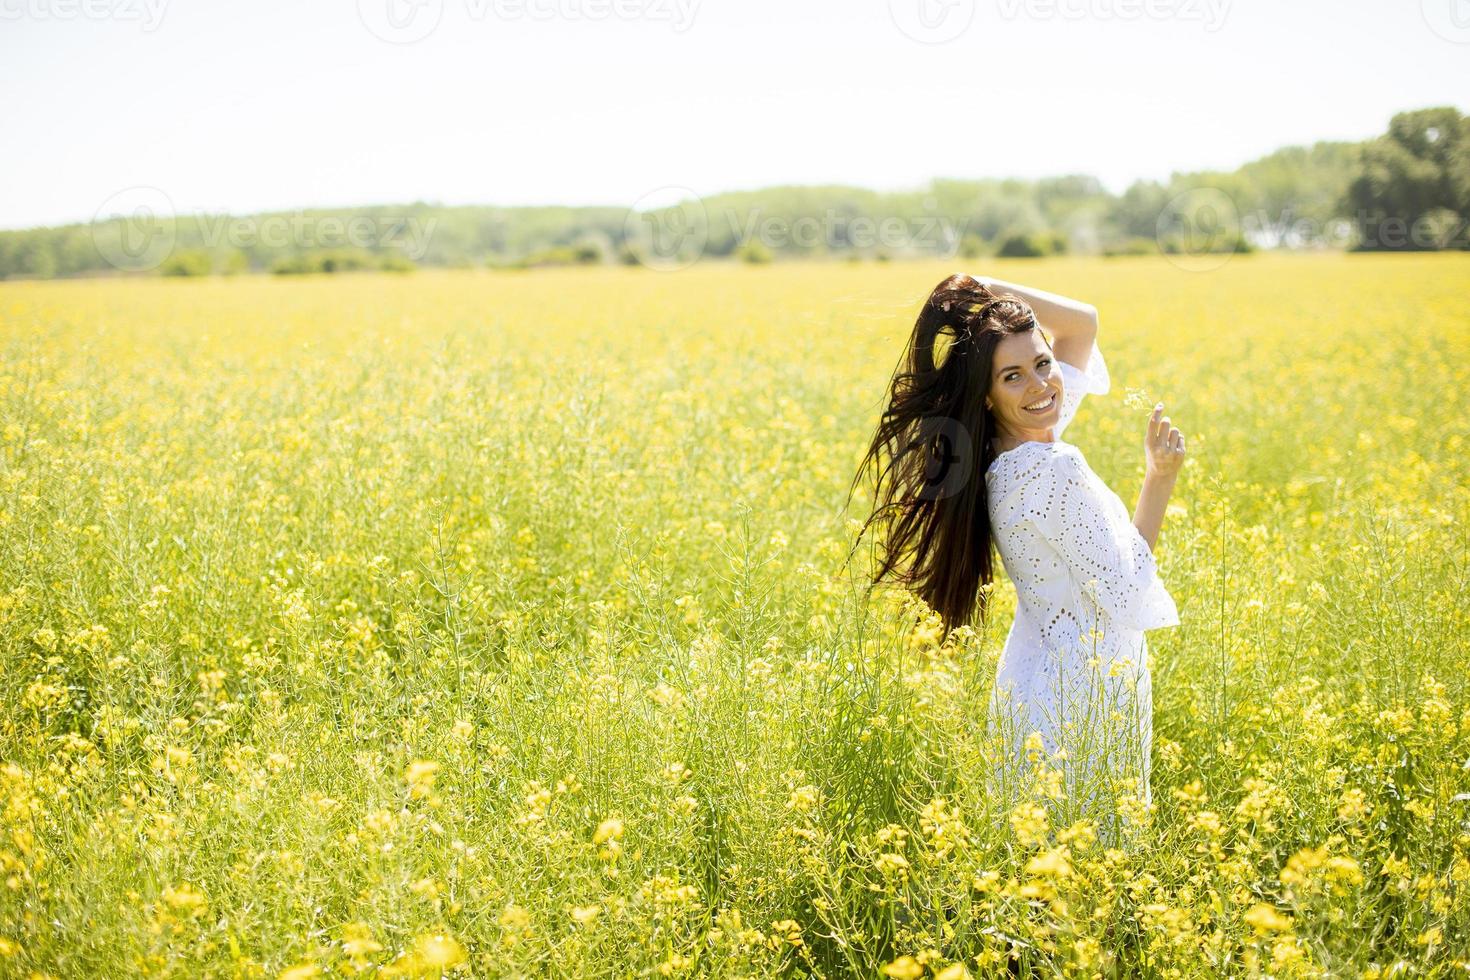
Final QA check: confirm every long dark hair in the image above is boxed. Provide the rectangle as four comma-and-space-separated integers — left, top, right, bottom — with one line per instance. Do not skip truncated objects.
845, 273, 1043, 635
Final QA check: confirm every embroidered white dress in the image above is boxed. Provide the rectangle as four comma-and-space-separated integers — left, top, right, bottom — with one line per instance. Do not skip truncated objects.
983, 339, 1179, 826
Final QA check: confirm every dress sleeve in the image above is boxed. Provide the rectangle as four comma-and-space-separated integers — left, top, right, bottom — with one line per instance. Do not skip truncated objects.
1053, 338, 1110, 441
1020, 449, 1180, 632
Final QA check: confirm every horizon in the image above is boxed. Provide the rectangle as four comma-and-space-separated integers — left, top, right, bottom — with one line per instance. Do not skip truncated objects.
0, 137, 1385, 234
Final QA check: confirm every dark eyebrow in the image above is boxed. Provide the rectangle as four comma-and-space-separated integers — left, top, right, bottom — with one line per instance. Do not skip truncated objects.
994, 353, 1051, 378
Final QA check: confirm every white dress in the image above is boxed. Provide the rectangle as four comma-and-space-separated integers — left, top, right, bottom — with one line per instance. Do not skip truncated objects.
983, 338, 1180, 829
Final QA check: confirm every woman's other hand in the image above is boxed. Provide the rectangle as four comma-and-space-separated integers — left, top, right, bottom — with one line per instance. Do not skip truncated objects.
1145, 403, 1185, 479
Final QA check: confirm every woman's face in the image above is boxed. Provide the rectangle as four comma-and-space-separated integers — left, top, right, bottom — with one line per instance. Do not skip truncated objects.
985, 330, 1063, 438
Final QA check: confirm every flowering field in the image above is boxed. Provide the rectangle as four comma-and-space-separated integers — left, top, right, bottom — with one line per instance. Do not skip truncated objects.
1, 253, 1467, 977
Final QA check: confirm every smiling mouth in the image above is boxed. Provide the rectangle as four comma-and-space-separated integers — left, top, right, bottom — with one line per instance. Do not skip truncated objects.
1022, 392, 1056, 413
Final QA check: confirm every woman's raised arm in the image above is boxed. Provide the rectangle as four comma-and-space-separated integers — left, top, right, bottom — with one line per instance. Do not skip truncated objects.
1132, 403, 1186, 551
978, 275, 1099, 371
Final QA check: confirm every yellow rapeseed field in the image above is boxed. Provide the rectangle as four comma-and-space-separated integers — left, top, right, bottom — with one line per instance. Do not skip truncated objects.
1, 252, 1467, 977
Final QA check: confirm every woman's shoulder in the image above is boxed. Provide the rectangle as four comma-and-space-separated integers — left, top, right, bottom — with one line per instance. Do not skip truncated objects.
986, 439, 1083, 480
986, 440, 1102, 532
985, 440, 1088, 504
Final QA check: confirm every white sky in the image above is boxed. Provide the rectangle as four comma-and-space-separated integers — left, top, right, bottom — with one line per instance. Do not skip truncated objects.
1, 0, 1466, 230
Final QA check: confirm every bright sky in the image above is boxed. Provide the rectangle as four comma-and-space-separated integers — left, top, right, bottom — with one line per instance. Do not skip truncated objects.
2, 0, 1466, 230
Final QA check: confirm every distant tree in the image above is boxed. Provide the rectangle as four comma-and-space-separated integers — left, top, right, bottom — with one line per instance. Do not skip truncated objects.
997, 232, 1049, 258
1158, 231, 1253, 255
1106, 180, 1172, 241
160, 249, 212, 276
958, 233, 987, 259
1102, 237, 1160, 257
1345, 106, 1470, 251
571, 241, 604, 264
271, 248, 377, 275
736, 239, 772, 264
319, 249, 374, 273
270, 255, 311, 275
1235, 141, 1361, 244
16, 239, 58, 278
220, 249, 250, 275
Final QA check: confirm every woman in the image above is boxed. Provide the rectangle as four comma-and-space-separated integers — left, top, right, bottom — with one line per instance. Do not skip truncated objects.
849, 272, 1186, 833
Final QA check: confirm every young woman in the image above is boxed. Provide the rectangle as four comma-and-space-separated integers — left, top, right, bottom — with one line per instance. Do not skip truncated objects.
850, 272, 1186, 829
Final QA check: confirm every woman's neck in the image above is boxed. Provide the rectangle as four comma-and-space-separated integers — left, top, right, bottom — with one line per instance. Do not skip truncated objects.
992, 426, 1056, 454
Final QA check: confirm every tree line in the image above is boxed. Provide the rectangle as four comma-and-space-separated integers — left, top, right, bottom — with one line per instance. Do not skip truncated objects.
1, 106, 1464, 280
